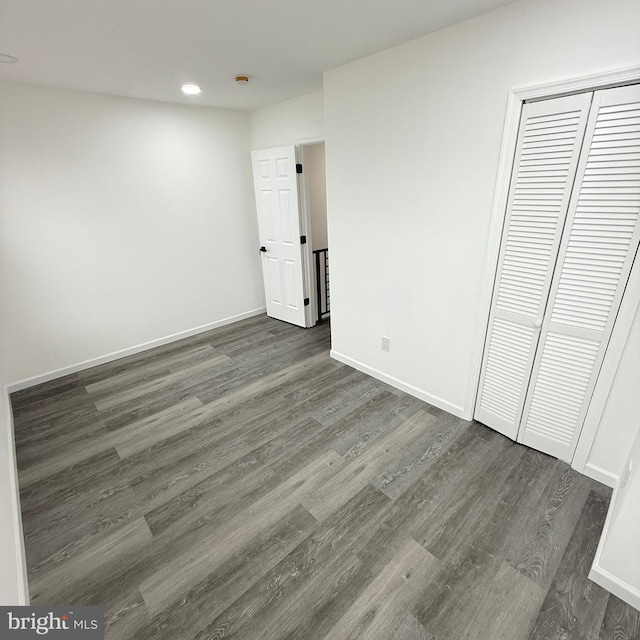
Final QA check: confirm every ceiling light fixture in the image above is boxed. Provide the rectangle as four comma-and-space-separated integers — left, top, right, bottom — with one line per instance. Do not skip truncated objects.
235, 75, 249, 85
181, 83, 201, 95
0, 54, 18, 63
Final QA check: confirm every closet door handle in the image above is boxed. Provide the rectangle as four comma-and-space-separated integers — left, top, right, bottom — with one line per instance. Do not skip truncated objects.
533, 318, 543, 329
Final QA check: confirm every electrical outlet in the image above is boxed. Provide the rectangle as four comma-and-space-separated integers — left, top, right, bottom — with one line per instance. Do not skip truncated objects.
381, 336, 391, 352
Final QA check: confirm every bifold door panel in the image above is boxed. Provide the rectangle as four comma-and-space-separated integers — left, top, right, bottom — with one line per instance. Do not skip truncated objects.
477, 83, 640, 462
518, 84, 640, 460
475, 93, 593, 439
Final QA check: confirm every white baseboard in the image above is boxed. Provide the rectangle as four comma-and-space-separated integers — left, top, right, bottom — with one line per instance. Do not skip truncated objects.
590, 564, 640, 611
3, 387, 29, 604
330, 350, 466, 419
587, 458, 640, 611
581, 463, 618, 489
7, 308, 266, 393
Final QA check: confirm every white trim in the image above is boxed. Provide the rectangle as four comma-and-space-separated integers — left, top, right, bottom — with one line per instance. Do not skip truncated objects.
589, 565, 640, 612
572, 258, 640, 475
296, 138, 327, 329
468, 65, 640, 468
4, 387, 29, 604
589, 472, 640, 610
296, 143, 317, 328
294, 135, 325, 146
512, 65, 640, 102
582, 462, 618, 489
330, 350, 466, 418
7, 308, 266, 393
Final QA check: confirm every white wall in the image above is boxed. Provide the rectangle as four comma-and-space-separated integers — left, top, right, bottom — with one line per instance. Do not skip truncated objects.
592, 422, 640, 609
588, 305, 640, 479
306, 143, 328, 250
324, 0, 640, 419
0, 84, 265, 603
0, 83, 264, 385
250, 90, 324, 150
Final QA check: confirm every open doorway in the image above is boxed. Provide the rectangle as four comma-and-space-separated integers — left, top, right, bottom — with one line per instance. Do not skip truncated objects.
299, 141, 329, 327
250, 142, 328, 329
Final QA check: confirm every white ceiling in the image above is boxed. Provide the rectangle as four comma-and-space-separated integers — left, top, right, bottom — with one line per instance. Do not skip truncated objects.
0, 0, 517, 111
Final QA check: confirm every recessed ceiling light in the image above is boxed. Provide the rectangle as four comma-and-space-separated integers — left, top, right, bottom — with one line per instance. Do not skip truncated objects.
0, 54, 18, 63
181, 83, 201, 95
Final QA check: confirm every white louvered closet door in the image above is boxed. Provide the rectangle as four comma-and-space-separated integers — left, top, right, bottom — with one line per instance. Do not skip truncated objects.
475, 93, 592, 439
519, 83, 640, 461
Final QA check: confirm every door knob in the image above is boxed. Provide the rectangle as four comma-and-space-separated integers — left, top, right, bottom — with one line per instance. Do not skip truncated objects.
259, 246, 267, 253
533, 318, 543, 329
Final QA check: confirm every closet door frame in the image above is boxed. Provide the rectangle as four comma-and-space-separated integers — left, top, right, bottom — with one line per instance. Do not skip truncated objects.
468, 65, 640, 487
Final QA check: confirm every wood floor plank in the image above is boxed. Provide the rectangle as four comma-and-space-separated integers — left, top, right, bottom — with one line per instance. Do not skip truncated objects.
599, 594, 640, 640
13, 400, 100, 449
18, 439, 121, 491
126, 364, 350, 512
328, 390, 424, 458
23, 483, 140, 570
12, 315, 629, 640
11, 381, 91, 422
505, 465, 594, 589
310, 374, 387, 426
96, 341, 322, 430
92, 354, 231, 411
143, 412, 352, 540
321, 538, 439, 640
458, 561, 546, 640
10, 373, 82, 410
21, 396, 206, 487
84, 343, 220, 400
75, 314, 267, 388
357, 425, 508, 578
19, 447, 124, 518
478, 448, 560, 558
196, 484, 391, 640
371, 411, 469, 500
392, 613, 430, 640
103, 587, 151, 640
132, 505, 318, 640
302, 409, 433, 521
29, 517, 153, 604
194, 338, 331, 405
528, 490, 611, 640
14, 411, 104, 469
111, 397, 205, 458
220, 322, 330, 367
412, 437, 525, 563
139, 451, 343, 616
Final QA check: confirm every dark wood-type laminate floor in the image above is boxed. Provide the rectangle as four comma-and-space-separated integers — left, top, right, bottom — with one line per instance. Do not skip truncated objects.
12, 315, 640, 640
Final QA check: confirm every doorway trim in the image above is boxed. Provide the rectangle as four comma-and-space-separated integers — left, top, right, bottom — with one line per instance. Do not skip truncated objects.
466, 65, 640, 486
296, 136, 326, 328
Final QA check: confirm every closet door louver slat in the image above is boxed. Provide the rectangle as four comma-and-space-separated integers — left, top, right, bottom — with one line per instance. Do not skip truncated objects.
475, 93, 592, 439
519, 84, 640, 461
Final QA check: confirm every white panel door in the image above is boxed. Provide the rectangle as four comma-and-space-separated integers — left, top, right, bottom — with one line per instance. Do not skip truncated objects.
519, 83, 640, 461
251, 146, 307, 327
475, 93, 592, 439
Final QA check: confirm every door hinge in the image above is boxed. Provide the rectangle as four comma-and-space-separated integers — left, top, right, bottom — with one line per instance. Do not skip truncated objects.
304, 298, 310, 306
296, 163, 303, 174
300, 235, 307, 245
